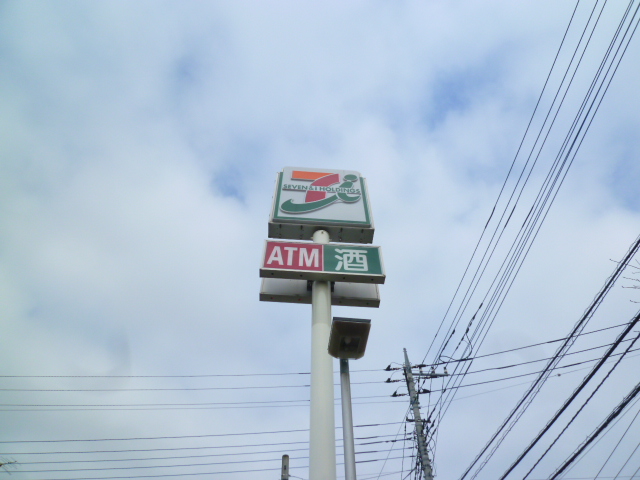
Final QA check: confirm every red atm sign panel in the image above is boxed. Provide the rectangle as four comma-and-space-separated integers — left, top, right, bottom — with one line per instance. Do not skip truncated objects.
263, 241, 323, 272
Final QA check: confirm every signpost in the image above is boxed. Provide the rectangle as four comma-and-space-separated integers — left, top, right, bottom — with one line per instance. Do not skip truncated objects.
260, 167, 382, 480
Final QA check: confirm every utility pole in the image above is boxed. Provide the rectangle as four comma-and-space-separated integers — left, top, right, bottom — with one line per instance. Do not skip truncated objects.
281, 454, 289, 480
403, 348, 434, 480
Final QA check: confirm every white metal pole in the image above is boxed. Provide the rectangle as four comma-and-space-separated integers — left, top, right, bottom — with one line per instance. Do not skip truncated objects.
340, 358, 356, 480
309, 229, 336, 480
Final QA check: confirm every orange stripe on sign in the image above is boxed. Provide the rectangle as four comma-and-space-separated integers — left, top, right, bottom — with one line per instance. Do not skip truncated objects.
292, 171, 330, 181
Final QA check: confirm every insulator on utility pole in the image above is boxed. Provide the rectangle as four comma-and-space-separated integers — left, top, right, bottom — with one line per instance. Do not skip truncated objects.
403, 348, 434, 480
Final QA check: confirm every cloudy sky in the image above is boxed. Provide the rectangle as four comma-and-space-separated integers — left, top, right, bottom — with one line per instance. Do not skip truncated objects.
2, 1, 640, 479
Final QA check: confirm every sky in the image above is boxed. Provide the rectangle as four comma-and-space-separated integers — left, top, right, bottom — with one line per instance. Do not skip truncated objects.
1, 1, 640, 479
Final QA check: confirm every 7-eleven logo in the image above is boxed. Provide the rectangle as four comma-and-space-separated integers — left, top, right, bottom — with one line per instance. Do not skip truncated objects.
280, 170, 362, 214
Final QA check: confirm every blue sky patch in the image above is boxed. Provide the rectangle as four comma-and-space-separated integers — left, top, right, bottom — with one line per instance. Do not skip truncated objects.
425, 54, 504, 129
211, 165, 245, 202
610, 141, 640, 211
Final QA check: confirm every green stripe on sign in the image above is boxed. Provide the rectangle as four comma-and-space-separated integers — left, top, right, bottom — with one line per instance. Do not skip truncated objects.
323, 246, 382, 275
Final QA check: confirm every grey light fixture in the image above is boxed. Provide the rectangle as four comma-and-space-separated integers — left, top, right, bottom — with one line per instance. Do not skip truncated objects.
328, 317, 371, 480
328, 317, 371, 360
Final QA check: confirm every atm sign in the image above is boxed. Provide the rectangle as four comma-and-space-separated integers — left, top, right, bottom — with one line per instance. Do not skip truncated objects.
264, 241, 323, 272
260, 240, 385, 284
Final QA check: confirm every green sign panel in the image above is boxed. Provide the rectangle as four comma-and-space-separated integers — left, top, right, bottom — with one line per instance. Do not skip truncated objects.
323, 245, 383, 276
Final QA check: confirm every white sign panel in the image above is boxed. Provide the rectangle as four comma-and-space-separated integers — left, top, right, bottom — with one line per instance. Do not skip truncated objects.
268, 167, 374, 244
260, 278, 380, 308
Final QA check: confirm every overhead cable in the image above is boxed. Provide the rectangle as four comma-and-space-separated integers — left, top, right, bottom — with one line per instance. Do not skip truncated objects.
421, 0, 583, 366
427, 0, 605, 436
0, 421, 402, 444
458, 230, 640, 480
593, 402, 640, 478
501, 310, 640, 479
2, 435, 410, 457
435, 0, 640, 437
548, 378, 640, 479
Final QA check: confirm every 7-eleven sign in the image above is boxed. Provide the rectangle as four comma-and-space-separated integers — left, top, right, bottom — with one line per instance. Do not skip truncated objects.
269, 167, 374, 244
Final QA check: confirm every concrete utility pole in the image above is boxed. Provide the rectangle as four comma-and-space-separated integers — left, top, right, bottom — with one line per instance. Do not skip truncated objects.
309, 229, 336, 480
403, 348, 434, 480
281, 454, 289, 480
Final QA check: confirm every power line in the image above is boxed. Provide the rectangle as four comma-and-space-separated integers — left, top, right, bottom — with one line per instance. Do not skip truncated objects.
0, 399, 403, 412
538, 395, 640, 480
384, 321, 631, 384
0, 320, 624, 389
408, 348, 640, 403
425, 0, 610, 444
593, 402, 640, 478
2, 341, 628, 410
2, 435, 411, 456
420, 0, 583, 367
14, 346, 635, 413
0, 325, 626, 412
11, 443, 414, 465
8, 455, 412, 479
13, 447, 414, 472
458, 229, 640, 480
0, 422, 402, 444
372, 408, 411, 480
423, 320, 630, 366
442, 337, 636, 378
0, 380, 382, 392
458, 3, 640, 475
0, 368, 383, 379
549, 378, 640, 479
0, 394, 390, 408
435, 0, 639, 436
501, 310, 640, 479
